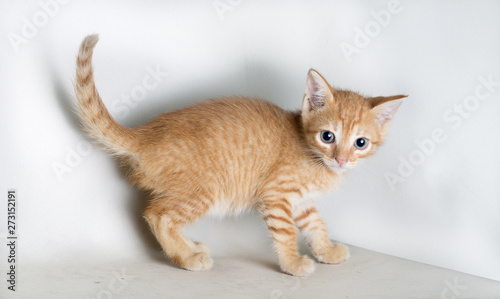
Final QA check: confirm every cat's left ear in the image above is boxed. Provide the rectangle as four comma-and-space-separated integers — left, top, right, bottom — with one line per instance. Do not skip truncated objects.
369, 95, 407, 130
302, 69, 334, 114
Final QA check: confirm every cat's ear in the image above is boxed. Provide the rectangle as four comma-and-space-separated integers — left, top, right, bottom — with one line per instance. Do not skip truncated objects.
369, 95, 407, 129
302, 69, 334, 114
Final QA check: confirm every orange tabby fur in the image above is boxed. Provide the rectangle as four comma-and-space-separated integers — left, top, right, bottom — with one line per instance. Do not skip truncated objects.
74, 34, 406, 276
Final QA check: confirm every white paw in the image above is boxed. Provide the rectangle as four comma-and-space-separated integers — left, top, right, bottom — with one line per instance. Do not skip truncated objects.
281, 255, 316, 276
314, 243, 350, 264
181, 252, 214, 271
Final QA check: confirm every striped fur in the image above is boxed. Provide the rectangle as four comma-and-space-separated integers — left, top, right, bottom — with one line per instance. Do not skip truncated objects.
74, 34, 405, 276
75, 35, 138, 157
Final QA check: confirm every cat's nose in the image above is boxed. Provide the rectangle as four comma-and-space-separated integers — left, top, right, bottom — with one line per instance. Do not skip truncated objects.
335, 158, 348, 167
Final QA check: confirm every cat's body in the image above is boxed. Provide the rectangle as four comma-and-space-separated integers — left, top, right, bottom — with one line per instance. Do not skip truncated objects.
75, 35, 406, 276
131, 98, 342, 213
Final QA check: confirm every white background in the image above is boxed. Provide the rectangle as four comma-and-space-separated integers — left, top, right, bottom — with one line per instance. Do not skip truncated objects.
1, 0, 499, 282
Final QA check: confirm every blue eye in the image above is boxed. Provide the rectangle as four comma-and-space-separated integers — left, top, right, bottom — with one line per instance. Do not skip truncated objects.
354, 138, 369, 150
320, 131, 335, 143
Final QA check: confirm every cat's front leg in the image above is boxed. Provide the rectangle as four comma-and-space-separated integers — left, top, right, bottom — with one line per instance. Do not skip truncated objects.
260, 198, 315, 276
294, 204, 350, 264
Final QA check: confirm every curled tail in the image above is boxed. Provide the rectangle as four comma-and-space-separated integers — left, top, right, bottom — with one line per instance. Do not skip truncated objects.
74, 34, 137, 156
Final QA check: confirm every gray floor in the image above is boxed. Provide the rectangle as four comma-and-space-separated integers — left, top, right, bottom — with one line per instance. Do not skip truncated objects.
4, 245, 500, 298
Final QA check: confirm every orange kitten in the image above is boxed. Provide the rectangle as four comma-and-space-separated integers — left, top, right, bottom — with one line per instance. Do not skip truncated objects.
74, 34, 406, 276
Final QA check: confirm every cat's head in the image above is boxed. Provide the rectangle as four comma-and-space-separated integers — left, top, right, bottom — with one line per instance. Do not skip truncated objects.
301, 69, 406, 172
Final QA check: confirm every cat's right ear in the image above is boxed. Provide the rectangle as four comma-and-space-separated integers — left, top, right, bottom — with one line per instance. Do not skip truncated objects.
302, 69, 334, 114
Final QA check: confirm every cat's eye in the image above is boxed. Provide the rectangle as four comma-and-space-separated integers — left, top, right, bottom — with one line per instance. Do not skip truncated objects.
354, 138, 369, 150
320, 131, 335, 143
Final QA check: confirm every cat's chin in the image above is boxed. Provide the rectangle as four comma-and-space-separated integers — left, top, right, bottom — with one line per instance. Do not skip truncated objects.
324, 162, 350, 173
330, 166, 348, 173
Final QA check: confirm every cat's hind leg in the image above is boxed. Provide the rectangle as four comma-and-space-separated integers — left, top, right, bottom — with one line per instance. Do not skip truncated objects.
144, 196, 213, 271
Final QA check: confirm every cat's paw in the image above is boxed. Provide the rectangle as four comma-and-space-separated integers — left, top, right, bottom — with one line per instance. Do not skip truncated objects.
314, 243, 350, 264
181, 252, 214, 271
193, 241, 210, 255
281, 255, 316, 276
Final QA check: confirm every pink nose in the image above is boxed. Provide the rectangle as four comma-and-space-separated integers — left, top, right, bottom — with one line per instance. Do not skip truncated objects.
335, 158, 348, 167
